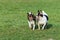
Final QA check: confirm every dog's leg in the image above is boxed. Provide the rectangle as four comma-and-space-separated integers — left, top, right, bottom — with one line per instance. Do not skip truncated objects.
42, 23, 46, 30
36, 16, 38, 25
33, 24, 35, 30
38, 23, 40, 30
28, 22, 32, 29
28, 21, 32, 29
29, 24, 32, 29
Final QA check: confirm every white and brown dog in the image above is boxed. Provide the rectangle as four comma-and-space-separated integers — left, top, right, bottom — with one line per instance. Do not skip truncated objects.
36, 10, 48, 30
27, 12, 36, 30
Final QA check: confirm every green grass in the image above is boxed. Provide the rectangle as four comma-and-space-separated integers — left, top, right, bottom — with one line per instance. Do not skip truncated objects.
0, 0, 60, 40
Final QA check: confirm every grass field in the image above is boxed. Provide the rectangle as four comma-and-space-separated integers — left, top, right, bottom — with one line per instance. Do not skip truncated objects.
0, 0, 60, 40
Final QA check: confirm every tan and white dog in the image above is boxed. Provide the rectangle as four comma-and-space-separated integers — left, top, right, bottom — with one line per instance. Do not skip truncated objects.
27, 12, 36, 30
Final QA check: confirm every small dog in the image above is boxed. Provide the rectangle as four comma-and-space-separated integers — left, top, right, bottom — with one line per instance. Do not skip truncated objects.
27, 12, 36, 30
36, 10, 48, 30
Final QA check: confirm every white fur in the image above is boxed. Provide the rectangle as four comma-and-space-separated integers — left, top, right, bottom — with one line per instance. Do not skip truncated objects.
42, 11, 48, 16
38, 16, 48, 30
29, 12, 32, 14
28, 20, 35, 30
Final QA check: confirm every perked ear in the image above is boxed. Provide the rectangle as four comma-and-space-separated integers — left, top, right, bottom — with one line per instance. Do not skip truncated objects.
27, 13, 29, 15
38, 10, 40, 13
40, 10, 42, 13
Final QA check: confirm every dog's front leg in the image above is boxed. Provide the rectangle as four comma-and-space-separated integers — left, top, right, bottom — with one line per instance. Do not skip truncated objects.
38, 23, 40, 30
33, 24, 35, 30
36, 16, 38, 24
28, 22, 32, 29
42, 23, 46, 30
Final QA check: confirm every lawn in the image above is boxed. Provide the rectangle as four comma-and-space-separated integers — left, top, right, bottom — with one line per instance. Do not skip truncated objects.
0, 0, 60, 40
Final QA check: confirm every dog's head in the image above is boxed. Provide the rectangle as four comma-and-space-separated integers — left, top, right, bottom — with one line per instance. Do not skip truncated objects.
27, 12, 36, 21
36, 10, 43, 21
37, 10, 43, 17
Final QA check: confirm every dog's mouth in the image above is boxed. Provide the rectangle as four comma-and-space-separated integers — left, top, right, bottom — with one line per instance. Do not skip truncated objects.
29, 17, 33, 21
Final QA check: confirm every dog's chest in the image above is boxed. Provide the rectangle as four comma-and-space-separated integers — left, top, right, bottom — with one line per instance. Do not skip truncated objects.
28, 20, 35, 24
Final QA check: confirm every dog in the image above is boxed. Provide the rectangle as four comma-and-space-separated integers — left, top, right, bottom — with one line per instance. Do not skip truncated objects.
36, 10, 48, 30
27, 12, 36, 30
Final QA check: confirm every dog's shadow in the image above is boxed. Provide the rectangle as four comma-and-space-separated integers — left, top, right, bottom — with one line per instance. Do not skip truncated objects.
35, 25, 38, 29
35, 23, 53, 29
45, 23, 53, 29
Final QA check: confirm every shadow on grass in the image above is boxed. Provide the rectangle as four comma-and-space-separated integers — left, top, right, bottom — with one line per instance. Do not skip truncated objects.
45, 23, 53, 29
35, 25, 38, 29
35, 23, 53, 29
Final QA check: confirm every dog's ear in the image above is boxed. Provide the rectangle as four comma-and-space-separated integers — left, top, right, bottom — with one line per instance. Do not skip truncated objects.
27, 13, 29, 15
40, 10, 42, 13
38, 10, 40, 13
38, 10, 40, 16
